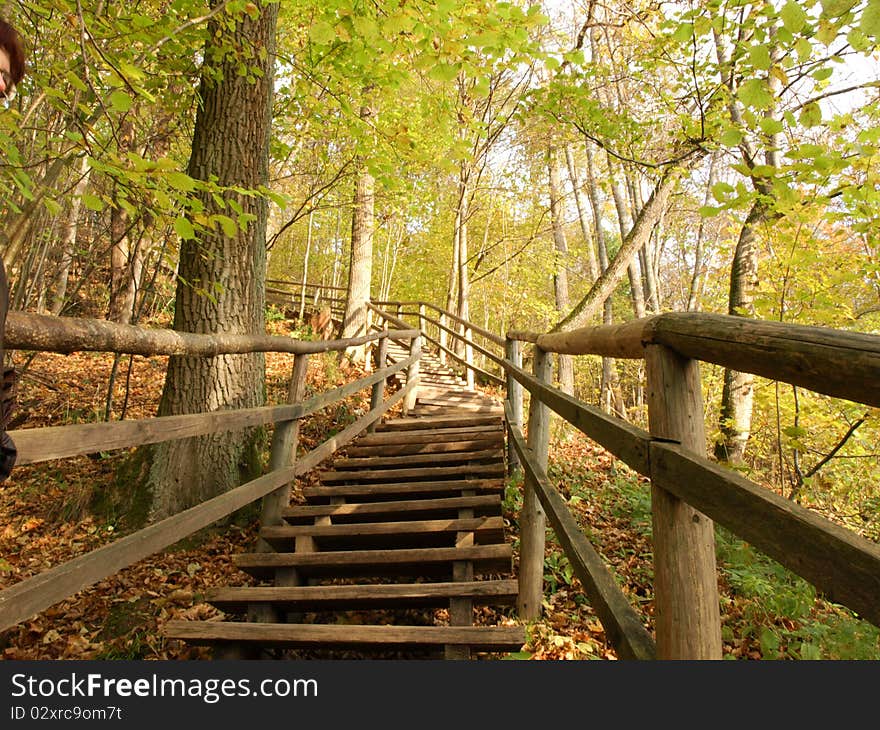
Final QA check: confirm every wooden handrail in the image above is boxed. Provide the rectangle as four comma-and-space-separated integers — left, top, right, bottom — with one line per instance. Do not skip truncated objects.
11, 353, 417, 465
266, 278, 347, 292
6, 311, 416, 357
508, 312, 880, 408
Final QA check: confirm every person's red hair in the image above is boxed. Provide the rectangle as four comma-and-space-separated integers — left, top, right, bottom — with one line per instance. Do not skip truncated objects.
0, 19, 25, 84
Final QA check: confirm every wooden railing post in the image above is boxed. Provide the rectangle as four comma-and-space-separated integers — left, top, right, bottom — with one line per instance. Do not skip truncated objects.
438, 311, 447, 365
644, 344, 722, 659
368, 331, 388, 433
260, 353, 310, 532
518, 346, 551, 620
418, 303, 426, 337
403, 333, 421, 415
505, 337, 523, 474
464, 325, 476, 389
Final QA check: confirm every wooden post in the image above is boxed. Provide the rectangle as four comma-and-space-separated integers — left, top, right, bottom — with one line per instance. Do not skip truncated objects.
464, 326, 476, 390
438, 311, 447, 365
645, 344, 722, 659
418, 303, 426, 337
505, 338, 523, 475
260, 353, 310, 532
368, 332, 388, 433
517, 346, 551, 620
403, 333, 421, 414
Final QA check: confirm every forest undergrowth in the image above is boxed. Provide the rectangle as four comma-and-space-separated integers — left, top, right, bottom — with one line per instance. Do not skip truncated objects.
1, 316, 877, 660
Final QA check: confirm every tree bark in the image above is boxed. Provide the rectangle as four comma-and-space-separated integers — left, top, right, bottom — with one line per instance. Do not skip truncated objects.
547, 144, 574, 395
143, 0, 278, 521
342, 104, 375, 363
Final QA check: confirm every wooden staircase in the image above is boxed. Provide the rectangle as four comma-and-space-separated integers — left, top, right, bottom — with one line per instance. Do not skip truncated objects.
165, 341, 525, 659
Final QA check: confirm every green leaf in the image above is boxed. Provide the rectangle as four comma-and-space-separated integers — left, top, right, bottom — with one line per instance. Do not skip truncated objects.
862, 0, 880, 38
847, 28, 871, 51
799, 102, 822, 128
82, 193, 104, 212
109, 90, 133, 113
428, 63, 461, 82
699, 205, 722, 217
759, 116, 784, 135
310, 20, 336, 45
812, 67, 834, 82
781, 2, 808, 34
720, 127, 744, 146
737, 78, 774, 109
821, 0, 857, 17
795, 37, 812, 62
672, 22, 694, 42
166, 171, 196, 192
749, 45, 772, 71
212, 214, 238, 238
174, 216, 195, 240
712, 182, 735, 201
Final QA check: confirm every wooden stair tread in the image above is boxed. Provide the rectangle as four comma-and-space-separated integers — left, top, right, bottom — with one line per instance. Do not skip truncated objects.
165, 621, 525, 651
343, 438, 502, 458
262, 516, 503, 540
318, 463, 505, 483
282, 494, 501, 521
354, 425, 503, 446
204, 579, 518, 611
376, 414, 501, 431
331, 448, 502, 469
304, 478, 502, 499
233, 544, 513, 578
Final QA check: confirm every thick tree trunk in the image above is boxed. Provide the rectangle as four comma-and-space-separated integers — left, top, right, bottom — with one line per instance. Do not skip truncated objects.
547, 144, 574, 395
342, 105, 375, 363
143, 1, 277, 521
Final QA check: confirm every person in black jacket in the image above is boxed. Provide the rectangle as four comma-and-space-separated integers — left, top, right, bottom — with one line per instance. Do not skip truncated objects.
0, 18, 25, 482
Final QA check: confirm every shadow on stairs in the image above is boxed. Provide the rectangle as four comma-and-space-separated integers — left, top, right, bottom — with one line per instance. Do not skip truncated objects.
164, 343, 525, 660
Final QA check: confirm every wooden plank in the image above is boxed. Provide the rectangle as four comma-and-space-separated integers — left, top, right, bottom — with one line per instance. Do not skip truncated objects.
501, 358, 651, 474
377, 414, 501, 431
506, 406, 656, 660
164, 621, 525, 651
331, 448, 502, 469
375, 300, 506, 348
353, 425, 503, 445
303, 478, 503, 499
11, 353, 416, 465
343, 438, 502, 458
318, 463, 505, 483
204, 580, 519, 612
283, 495, 501, 520
261, 516, 504, 541
233, 544, 513, 578
650, 441, 880, 629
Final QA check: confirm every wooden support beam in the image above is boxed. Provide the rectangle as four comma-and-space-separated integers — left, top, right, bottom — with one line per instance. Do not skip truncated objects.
518, 347, 551, 620
644, 344, 722, 660
505, 338, 523, 474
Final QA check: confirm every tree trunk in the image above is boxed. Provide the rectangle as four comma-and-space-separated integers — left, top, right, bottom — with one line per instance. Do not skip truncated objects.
547, 144, 574, 395
607, 156, 646, 319
564, 144, 599, 282
714, 198, 770, 463
142, 0, 277, 521
341, 104, 376, 363
299, 210, 314, 321
50, 157, 91, 316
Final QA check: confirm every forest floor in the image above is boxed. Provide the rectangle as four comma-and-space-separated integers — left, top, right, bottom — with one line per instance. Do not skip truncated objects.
1, 316, 877, 660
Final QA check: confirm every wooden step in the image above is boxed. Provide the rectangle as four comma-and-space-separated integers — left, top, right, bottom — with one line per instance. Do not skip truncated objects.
354, 425, 503, 446
233, 544, 513, 579
204, 579, 518, 612
282, 494, 502, 523
377, 414, 501, 431
331, 448, 502, 469
261, 515, 505, 549
304, 478, 503, 501
411, 405, 503, 416
343, 438, 502, 458
318, 463, 505, 483
164, 621, 526, 652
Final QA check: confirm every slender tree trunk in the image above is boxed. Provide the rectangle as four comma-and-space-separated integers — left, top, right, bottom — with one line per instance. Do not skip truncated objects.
341, 103, 376, 363
564, 144, 599, 282
50, 157, 91, 316
547, 144, 574, 395
142, 0, 278, 521
299, 209, 314, 321
688, 153, 720, 312
607, 156, 646, 319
